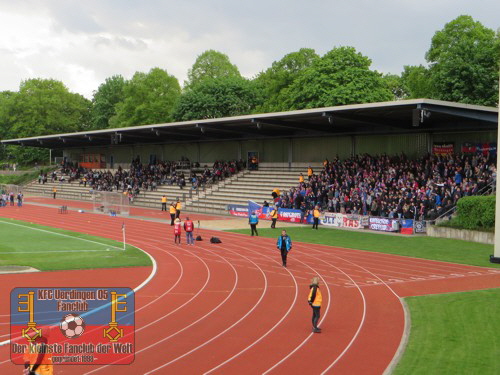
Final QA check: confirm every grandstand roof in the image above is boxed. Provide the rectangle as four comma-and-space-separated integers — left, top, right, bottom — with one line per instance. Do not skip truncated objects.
2, 99, 497, 149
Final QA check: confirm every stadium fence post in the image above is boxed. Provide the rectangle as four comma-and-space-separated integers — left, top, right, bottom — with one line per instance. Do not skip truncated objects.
122, 222, 126, 251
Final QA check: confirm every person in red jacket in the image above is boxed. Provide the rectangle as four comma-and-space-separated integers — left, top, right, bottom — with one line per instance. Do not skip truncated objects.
184, 217, 195, 245
174, 218, 182, 244
308, 276, 323, 333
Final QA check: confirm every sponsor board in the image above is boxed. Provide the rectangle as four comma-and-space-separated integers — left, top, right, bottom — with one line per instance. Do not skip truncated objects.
321, 213, 368, 229
369, 217, 399, 232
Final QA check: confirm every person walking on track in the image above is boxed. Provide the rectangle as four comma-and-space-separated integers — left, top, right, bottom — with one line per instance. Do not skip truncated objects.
184, 217, 195, 245
249, 211, 259, 236
276, 229, 292, 267
308, 276, 323, 333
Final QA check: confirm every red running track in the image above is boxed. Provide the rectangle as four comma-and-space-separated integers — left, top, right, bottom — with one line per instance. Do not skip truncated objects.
1, 203, 500, 374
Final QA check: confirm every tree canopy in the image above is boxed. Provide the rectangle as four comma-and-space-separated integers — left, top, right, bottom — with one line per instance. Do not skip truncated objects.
90, 75, 125, 129
174, 76, 260, 121
185, 50, 241, 88
110, 68, 181, 127
282, 46, 393, 109
426, 15, 500, 106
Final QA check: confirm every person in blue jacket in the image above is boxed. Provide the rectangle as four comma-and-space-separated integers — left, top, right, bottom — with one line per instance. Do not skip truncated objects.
249, 211, 259, 236
276, 229, 292, 267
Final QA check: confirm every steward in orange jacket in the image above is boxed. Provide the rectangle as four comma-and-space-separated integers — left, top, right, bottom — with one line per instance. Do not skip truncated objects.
308, 277, 323, 333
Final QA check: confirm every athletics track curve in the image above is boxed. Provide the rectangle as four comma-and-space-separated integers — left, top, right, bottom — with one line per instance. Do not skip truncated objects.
1, 201, 500, 374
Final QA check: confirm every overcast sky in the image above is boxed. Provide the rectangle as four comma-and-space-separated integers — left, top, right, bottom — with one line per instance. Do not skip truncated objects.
1, 0, 498, 99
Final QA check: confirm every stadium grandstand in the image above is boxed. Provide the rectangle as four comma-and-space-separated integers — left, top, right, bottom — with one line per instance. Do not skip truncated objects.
2, 98, 497, 218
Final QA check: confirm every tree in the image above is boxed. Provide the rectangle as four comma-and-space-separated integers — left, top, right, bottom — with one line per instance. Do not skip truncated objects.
381, 73, 409, 100
110, 68, 181, 127
400, 65, 433, 99
9, 79, 91, 138
282, 46, 393, 110
90, 75, 125, 129
185, 50, 241, 88
3, 79, 90, 164
426, 15, 500, 106
174, 76, 260, 121
254, 48, 319, 112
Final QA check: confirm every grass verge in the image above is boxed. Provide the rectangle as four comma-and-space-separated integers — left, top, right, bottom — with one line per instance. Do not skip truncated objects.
394, 289, 500, 375
0, 217, 151, 271
228, 226, 498, 268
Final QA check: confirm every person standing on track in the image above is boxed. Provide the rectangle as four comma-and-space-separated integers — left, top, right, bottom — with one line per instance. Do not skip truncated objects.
175, 199, 182, 219
249, 211, 259, 236
312, 205, 321, 229
174, 218, 182, 244
161, 195, 167, 211
169, 202, 176, 225
184, 216, 195, 245
308, 276, 322, 333
276, 229, 292, 267
269, 206, 278, 229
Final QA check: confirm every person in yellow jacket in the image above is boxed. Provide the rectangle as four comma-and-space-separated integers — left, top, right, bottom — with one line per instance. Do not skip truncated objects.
169, 202, 177, 225
307, 166, 313, 180
299, 174, 304, 184
312, 205, 321, 230
308, 276, 323, 333
269, 206, 278, 229
175, 199, 182, 219
161, 195, 167, 211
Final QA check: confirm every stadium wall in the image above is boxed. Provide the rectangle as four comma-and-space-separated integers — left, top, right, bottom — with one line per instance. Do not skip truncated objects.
62, 130, 495, 167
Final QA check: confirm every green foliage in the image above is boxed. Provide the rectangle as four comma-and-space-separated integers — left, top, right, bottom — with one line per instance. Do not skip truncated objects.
401, 65, 433, 99
90, 75, 125, 129
6, 79, 91, 138
185, 50, 241, 88
381, 73, 409, 100
254, 48, 319, 112
4, 145, 49, 165
426, 15, 500, 106
282, 46, 393, 110
110, 68, 181, 127
0, 166, 55, 185
452, 195, 495, 230
174, 76, 260, 121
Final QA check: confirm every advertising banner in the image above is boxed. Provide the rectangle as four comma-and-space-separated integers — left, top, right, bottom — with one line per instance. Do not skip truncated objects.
10, 287, 135, 366
432, 142, 454, 155
227, 204, 249, 217
369, 217, 399, 232
321, 213, 368, 229
413, 220, 427, 233
248, 201, 313, 224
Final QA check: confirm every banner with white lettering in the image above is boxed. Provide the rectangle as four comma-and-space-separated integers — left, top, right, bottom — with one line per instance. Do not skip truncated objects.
368, 217, 399, 232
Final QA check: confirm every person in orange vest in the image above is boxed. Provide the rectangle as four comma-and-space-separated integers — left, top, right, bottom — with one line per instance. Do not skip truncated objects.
307, 166, 313, 180
175, 199, 182, 219
161, 195, 167, 211
184, 217, 195, 245
308, 276, 323, 333
52, 187, 57, 199
23, 335, 54, 374
299, 173, 304, 184
312, 205, 321, 230
269, 206, 278, 229
169, 202, 177, 225
174, 218, 182, 244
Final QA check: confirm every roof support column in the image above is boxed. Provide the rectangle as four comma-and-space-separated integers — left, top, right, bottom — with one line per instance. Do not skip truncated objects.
493, 76, 500, 260
288, 138, 293, 169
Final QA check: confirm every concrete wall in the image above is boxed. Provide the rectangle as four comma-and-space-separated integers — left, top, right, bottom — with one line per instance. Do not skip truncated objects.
427, 225, 494, 244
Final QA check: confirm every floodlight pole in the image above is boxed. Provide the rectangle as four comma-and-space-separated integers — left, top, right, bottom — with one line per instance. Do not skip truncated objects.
494, 72, 500, 259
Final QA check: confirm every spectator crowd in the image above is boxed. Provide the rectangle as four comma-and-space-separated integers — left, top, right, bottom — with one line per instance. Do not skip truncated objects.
56, 158, 245, 202
272, 153, 496, 221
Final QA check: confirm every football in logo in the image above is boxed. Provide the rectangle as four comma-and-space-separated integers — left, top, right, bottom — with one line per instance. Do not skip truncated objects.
60, 313, 86, 339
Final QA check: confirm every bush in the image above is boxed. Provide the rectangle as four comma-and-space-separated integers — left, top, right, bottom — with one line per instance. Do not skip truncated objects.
454, 195, 495, 230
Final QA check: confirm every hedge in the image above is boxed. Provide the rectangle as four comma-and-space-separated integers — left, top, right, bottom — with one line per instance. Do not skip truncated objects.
455, 195, 495, 230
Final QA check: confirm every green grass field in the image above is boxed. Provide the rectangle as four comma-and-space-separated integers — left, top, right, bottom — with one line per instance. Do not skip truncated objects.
394, 289, 500, 375
0, 218, 151, 271
229, 226, 500, 373
229, 226, 498, 268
